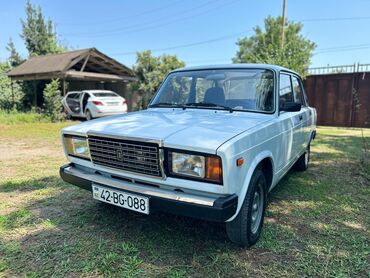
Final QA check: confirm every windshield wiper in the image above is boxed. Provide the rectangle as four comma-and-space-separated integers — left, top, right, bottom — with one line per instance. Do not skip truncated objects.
148, 102, 184, 108
185, 102, 233, 113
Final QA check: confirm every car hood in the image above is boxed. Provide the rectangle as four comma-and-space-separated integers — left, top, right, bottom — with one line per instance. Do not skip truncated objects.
62, 108, 273, 153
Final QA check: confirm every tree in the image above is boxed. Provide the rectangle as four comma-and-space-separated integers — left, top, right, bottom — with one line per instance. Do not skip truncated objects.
129, 50, 185, 110
21, 0, 64, 56
233, 16, 316, 76
0, 62, 24, 111
6, 38, 23, 67
43, 79, 64, 121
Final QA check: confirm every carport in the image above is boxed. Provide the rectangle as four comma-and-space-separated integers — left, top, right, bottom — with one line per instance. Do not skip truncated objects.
7, 48, 136, 106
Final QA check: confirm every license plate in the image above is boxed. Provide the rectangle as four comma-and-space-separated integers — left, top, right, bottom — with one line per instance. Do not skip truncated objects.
107, 102, 119, 106
92, 184, 149, 214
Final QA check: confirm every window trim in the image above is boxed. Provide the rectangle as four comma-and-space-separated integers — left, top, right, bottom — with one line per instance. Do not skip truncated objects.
278, 73, 295, 112
291, 74, 307, 107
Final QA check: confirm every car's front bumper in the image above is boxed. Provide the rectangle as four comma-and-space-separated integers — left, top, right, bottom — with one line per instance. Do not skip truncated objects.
60, 163, 238, 222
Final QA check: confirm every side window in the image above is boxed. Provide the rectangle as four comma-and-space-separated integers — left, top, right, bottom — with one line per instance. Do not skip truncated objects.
279, 74, 293, 108
67, 93, 77, 99
292, 76, 305, 106
74, 93, 82, 100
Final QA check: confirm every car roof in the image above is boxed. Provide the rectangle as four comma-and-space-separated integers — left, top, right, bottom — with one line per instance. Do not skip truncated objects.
170, 63, 300, 76
81, 90, 116, 93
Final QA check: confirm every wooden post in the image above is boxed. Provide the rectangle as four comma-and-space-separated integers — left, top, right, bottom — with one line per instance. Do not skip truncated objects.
33, 81, 37, 107
80, 54, 90, 72
63, 79, 67, 96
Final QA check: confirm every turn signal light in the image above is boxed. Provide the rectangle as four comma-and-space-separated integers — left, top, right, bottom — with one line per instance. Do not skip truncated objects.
206, 156, 222, 183
236, 157, 244, 167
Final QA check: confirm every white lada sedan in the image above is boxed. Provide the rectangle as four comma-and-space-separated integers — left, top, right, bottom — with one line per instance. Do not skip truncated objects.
60, 64, 317, 247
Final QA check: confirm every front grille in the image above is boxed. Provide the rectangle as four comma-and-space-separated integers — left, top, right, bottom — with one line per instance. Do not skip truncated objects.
88, 135, 161, 177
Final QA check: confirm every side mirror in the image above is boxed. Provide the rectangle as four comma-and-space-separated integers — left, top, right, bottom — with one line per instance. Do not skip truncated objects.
280, 102, 301, 112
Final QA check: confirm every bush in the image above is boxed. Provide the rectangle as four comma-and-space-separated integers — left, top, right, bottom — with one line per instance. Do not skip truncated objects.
0, 62, 25, 111
43, 79, 65, 122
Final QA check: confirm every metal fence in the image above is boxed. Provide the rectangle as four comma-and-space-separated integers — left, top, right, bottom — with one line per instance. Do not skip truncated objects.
307, 63, 370, 75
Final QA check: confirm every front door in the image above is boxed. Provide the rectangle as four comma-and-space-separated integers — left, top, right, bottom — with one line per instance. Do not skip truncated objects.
65, 92, 82, 116
279, 73, 303, 165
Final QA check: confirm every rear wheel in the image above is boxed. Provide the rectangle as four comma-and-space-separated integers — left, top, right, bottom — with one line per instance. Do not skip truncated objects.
226, 168, 267, 247
86, 110, 93, 121
295, 144, 310, 171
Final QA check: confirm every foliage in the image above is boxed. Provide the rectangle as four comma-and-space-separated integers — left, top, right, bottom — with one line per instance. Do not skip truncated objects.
20, 0, 64, 56
129, 50, 185, 110
0, 109, 50, 124
6, 39, 24, 67
0, 62, 24, 111
43, 79, 64, 121
233, 16, 316, 76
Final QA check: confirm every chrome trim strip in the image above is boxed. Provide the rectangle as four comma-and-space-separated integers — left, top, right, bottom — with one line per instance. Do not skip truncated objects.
87, 131, 164, 147
64, 166, 215, 206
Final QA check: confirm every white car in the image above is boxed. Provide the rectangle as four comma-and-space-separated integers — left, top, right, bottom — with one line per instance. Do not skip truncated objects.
62, 90, 128, 120
60, 64, 316, 247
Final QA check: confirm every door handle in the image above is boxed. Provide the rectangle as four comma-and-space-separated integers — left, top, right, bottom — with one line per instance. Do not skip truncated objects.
299, 115, 303, 121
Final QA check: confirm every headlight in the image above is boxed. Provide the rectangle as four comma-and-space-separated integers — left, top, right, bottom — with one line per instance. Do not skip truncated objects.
169, 151, 223, 184
64, 135, 90, 159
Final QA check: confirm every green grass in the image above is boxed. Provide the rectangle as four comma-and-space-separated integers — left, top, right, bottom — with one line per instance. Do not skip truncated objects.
0, 124, 369, 277
0, 110, 53, 124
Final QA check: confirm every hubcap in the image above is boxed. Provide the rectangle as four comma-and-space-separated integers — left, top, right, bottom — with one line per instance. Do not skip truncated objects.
251, 181, 264, 234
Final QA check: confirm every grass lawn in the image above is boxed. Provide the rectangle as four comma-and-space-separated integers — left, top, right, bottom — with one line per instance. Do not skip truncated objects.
0, 122, 369, 277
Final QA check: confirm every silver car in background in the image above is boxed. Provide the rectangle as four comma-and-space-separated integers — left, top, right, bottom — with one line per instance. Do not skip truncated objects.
62, 90, 128, 120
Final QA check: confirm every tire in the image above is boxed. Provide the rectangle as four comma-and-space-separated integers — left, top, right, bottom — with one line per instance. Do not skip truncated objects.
226, 168, 267, 247
86, 110, 93, 121
295, 144, 310, 171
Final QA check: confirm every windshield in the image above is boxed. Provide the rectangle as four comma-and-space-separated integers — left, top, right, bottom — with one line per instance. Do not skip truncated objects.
92, 92, 118, 97
150, 69, 275, 113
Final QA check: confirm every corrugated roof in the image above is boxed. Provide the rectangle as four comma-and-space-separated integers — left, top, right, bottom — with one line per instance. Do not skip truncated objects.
7, 48, 134, 79
8, 49, 90, 76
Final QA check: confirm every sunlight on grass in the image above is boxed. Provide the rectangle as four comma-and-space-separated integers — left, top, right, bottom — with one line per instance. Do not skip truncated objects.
0, 124, 369, 277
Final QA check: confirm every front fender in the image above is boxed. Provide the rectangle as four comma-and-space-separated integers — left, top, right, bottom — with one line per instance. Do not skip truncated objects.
226, 150, 274, 222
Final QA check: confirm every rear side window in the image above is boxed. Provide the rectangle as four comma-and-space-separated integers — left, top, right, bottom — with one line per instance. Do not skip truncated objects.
292, 76, 305, 106
279, 74, 293, 108
93, 92, 118, 97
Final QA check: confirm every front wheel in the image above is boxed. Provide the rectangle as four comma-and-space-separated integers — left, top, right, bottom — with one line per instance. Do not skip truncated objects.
226, 168, 267, 247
